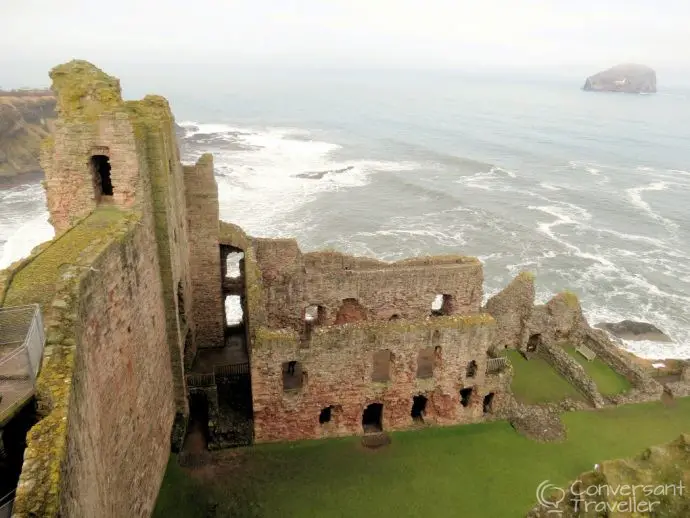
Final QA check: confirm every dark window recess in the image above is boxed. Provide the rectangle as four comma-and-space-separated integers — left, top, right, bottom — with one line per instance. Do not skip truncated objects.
483, 393, 495, 414
362, 403, 383, 433
91, 155, 113, 196
411, 395, 428, 422
460, 388, 473, 407
466, 360, 478, 379
282, 361, 303, 391
319, 406, 333, 424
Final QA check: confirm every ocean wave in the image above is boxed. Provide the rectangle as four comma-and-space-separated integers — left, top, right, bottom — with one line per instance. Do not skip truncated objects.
180, 122, 417, 236
625, 181, 680, 232
0, 211, 53, 269
0, 183, 52, 267
539, 182, 562, 191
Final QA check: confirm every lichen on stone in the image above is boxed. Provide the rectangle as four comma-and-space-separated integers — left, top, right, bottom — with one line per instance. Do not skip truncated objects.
559, 290, 581, 309
49, 60, 122, 121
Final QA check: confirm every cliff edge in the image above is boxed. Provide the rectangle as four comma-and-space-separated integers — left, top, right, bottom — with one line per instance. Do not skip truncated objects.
583, 64, 656, 93
0, 89, 56, 178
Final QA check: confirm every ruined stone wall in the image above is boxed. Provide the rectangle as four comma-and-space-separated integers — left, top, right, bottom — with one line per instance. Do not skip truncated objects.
184, 155, 224, 350
126, 95, 194, 446
42, 62, 140, 233
9, 60, 206, 516
251, 314, 507, 442
253, 240, 483, 331
524, 292, 588, 348
581, 328, 663, 403
59, 222, 175, 518
484, 271, 535, 350
42, 114, 142, 233
538, 342, 605, 407
41, 63, 193, 437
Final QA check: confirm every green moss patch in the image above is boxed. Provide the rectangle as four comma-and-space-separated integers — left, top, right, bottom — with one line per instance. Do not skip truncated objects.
3, 206, 127, 311
506, 350, 586, 404
562, 343, 632, 396
154, 398, 690, 518
49, 60, 122, 121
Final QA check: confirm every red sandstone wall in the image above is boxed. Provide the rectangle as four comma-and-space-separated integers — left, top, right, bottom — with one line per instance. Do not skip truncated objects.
60, 222, 175, 517
253, 240, 484, 331
251, 316, 510, 442
43, 114, 142, 233
184, 156, 224, 350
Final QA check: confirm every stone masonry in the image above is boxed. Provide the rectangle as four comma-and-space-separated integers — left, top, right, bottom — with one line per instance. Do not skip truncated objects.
0, 59, 670, 517
183, 155, 225, 350
3, 60, 228, 517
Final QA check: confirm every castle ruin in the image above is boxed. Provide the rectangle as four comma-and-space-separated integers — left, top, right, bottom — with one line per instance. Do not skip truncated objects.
0, 61, 683, 517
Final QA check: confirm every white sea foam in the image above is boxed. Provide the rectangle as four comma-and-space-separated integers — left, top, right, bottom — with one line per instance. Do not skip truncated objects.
539, 182, 561, 191
0, 213, 53, 269
180, 122, 417, 236
0, 183, 53, 268
490, 166, 516, 178
625, 181, 679, 232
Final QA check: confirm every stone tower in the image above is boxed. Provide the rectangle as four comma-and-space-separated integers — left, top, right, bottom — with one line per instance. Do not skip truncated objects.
40, 60, 226, 445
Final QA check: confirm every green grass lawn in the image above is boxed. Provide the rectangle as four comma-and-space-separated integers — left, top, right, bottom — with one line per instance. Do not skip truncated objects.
505, 350, 586, 404
562, 343, 632, 396
154, 399, 690, 518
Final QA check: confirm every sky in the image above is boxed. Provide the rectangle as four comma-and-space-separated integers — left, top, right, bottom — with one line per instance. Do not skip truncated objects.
2, 0, 690, 85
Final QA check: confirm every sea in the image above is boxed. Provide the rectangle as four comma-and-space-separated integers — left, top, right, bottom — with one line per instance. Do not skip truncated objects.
1, 68, 688, 359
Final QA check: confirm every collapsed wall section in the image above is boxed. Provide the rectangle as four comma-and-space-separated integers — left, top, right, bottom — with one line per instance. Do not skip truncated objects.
253, 240, 483, 331
251, 314, 510, 442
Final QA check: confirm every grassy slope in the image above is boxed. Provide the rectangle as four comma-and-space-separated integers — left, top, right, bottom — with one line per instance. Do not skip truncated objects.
506, 350, 586, 404
562, 344, 632, 396
154, 399, 690, 518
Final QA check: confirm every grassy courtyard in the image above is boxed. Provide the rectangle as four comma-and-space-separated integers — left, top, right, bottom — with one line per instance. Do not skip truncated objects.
562, 344, 632, 396
154, 398, 690, 518
505, 350, 586, 404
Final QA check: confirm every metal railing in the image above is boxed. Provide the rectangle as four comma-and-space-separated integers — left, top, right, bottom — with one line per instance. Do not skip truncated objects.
486, 357, 509, 375
0, 489, 14, 518
0, 304, 44, 382
185, 362, 250, 388
185, 372, 216, 388
214, 363, 249, 377
0, 305, 45, 424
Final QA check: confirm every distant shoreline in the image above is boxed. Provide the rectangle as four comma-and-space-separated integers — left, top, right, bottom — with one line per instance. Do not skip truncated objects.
0, 170, 43, 188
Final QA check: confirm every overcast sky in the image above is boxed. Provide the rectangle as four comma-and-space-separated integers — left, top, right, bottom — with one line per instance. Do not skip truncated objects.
2, 0, 689, 83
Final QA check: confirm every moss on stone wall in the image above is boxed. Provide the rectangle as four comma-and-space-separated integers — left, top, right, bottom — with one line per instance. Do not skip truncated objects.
9, 208, 136, 517
254, 313, 494, 351
49, 60, 122, 121
219, 221, 267, 335
559, 290, 581, 310
219, 221, 251, 250
3, 206, 130, 311
517, 271, 535, 282
125, 95, 189, 416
